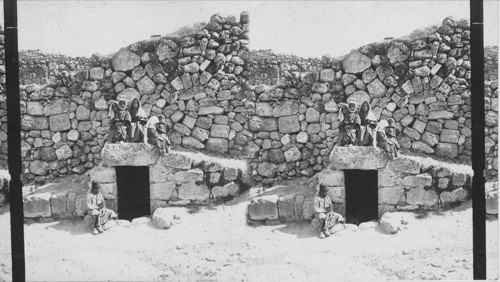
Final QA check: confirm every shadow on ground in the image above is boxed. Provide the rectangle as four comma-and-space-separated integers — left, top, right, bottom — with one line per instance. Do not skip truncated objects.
46, 219, 90, 236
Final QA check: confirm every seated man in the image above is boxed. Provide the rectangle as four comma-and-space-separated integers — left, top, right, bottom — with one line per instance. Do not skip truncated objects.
87, 181, 117, 235
313, 184, 345, 239
144, 114, 171, 156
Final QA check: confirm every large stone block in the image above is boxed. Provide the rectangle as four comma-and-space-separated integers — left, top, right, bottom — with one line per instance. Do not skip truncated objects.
212, 182, 240, 199
112, 48, 140, 71
206, 138, 229, 153
328, 186, 345, 203
199, 106, 224, 115
49, 113, 71, 131
428, 110, 454, 120
316, 169, 344, 186
210, 124, 230, 138
379, 187, 404, 205
440, 188, 468, 204
249, 116, 278, 132
273, 100, 300, 117
21, 116, 49, 130
378, 169, 404, 187
248, 195, 279, 220
402, 174, 432, 187
50, 193, 68, 217
255, 103, 273, 117
178, 182, 209, 201
43, 99, 70, 116
284, 147, 301, 162
330, 146, 389, 170
90, 166, 116, 183
387, 157, 421, 174
440, 129, 460, 143
277, 196, 295, 219
150, 182, 176, 200
150, 165, 175, 183
101, 183, 117, 200
101, 143, 159, 166
55, 144, 72, 160
367, 79, 387, 98
406, 187, 438, 206
278, 115, 300, 134
342, 50, 372, 74
29, 160, 50, 176
117, 88, 141, 104
24, 192, 52, 218
174, 169, 203, 184
160, 153, 192, 169
257, 162, 277, 177
435, 143, 458, 158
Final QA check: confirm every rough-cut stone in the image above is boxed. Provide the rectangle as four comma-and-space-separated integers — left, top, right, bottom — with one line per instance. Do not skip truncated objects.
256, 103, 273, 117
206, 138, 229, 152
150, 182, 176, 200
117, 88, 140, 103
22, 116, 49, 130
305, 108, 320, 122
428, 111, 454, 120
379, 188, 404, 205
24, 192, 52, 218
210, 124, 230, 138
56, 144, 72, 160
101, 143, 159, 166
90, 166, 116, 183
137, 76, 156, 95
248, 195, 279, 220
317, 169, 344, 187
212, 182, 239, 198
343, 50, 372, 74
387, 157, 421, 174
412, 141, 434, 154
182, 137, 205, 149
278, 115, 300, 134
440, 188, 468, 204
151, 207, 186, 229
257, 162, 277, 177
402, 174, 432, 187
174, 169, 204, 184
367, 79, 387, 98
380, 212, 403, 234
407, 187, 438, 206
435, 143, 459, 158
178, 182, 209, 201
43, 99, 70, 116
199, 106, 224, 115
249, 116, 278, 132
49, 114, 71, 131
330, 146, 389, 170
346, 91, 370, 107
273, 100, 300, 117
440, 129, 460, 143
378, 169, 404, 187
387, 42, 410, 64
284, 147, 301, 162
278, 196, 295, 219
112, 48, 140, 71
296, 132, 309, 143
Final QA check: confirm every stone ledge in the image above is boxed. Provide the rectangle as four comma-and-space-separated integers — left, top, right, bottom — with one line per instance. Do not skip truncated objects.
101, 143, 160, 167
330, 146, 390, 170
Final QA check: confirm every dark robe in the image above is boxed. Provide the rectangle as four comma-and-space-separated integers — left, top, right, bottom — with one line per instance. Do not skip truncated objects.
108, 109, 131, 143
356, 103, 377, 146
127, 99, 148, 143
337, 111, 361, 146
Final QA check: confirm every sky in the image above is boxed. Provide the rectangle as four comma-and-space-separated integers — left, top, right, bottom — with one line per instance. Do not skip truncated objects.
1, 1, 498, 58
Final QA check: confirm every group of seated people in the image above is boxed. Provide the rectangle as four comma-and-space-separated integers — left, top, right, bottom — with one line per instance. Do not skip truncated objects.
108, 98, 171, 156
337, 101, 400, 160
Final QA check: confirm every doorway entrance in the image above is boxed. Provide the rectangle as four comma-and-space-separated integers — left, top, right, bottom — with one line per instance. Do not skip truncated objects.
344, 170, 378, 225
116, 166, 150, 220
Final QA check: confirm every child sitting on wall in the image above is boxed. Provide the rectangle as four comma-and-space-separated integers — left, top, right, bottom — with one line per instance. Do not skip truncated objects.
145, 114, 171, 156
108, 99, 132, 143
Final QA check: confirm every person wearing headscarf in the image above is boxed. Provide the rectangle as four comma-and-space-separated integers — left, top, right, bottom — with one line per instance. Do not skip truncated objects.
87, 181, 117, 235
127, 98, 148, 143
373, 118, 400, 160
356, 101, 378, 146
108, 99, 132, 143
144, 114, 171, 156
313, 184, 345, 239
336, 102, 361, 146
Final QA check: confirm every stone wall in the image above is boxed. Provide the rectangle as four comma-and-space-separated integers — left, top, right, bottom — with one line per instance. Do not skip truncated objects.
2, 15, 497, 193
10, 12, 251, 185
244, 17, 497, 184
248, 146, 473, 222
93, 143, 248, 214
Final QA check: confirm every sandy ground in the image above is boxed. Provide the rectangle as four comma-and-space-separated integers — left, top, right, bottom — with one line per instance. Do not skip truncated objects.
0, 198, 498, 281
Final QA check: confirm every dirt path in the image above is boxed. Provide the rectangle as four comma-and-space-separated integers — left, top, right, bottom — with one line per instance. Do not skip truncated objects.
0, 199, 498, 281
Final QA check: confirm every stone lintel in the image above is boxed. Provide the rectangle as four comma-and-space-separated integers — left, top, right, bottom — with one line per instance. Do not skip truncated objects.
329, 146, 390, 170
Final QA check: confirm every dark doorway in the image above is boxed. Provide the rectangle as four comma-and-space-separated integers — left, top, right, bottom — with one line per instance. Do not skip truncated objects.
116, 166, 150, 220
344, 170, 378, 225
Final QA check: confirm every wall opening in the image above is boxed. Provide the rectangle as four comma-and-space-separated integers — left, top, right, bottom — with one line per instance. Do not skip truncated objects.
344, 169, 378, 225
116, 166, 150, 221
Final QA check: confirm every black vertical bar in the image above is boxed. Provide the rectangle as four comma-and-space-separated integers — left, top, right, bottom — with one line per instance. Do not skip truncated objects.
4, 0, 25, 281
470, 0, 486, 279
